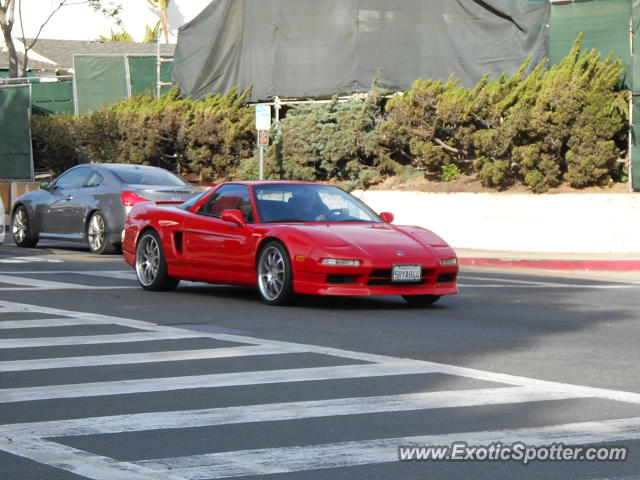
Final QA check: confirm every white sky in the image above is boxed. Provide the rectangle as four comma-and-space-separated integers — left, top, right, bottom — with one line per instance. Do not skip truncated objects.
13, 0, 211, 43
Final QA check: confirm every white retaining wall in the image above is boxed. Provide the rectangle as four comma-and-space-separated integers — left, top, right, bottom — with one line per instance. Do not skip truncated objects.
354, 191, 640, 254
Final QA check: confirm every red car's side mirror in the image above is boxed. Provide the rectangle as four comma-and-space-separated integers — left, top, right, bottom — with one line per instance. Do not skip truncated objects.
379, 212, 394, 223
221, 209, 246, 227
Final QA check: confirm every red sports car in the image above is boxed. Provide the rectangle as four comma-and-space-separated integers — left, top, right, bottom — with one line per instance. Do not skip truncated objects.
123, 181, 458, 306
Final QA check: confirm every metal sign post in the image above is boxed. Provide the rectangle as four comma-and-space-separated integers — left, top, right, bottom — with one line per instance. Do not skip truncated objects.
255, 105, 271, 180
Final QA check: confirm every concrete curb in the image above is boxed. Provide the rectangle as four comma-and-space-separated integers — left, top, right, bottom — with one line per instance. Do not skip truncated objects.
459, 257, 640, 272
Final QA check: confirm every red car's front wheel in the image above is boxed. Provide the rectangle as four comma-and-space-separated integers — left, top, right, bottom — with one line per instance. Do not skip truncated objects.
257, 241, 294, 306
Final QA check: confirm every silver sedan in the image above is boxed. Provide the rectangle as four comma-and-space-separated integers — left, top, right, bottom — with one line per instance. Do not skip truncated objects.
11, 164, 203, 254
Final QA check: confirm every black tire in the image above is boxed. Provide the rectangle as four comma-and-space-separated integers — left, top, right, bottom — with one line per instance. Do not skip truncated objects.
257, 240, 295, 306
87, 211, 117, 255
11, 205, 38, 248
403, 295, 441, 307
135, 230, 179, 291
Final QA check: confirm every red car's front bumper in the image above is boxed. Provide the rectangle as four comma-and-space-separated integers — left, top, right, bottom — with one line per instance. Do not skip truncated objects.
292, 265, 458, 297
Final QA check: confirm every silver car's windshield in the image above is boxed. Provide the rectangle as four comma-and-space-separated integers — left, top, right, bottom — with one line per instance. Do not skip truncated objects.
254, 184, 381, 223
107, 166, 188, 187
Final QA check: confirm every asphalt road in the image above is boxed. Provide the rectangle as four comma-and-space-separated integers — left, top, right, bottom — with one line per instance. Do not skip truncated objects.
1, 240, 639, 480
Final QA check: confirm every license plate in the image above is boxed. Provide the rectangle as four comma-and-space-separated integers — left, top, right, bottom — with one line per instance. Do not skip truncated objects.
391, 264, 422, 282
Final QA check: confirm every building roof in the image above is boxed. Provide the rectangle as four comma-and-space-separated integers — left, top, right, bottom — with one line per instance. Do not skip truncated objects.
0, 38, 175, 72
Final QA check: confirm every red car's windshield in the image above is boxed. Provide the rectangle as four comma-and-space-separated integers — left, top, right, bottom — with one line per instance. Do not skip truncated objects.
253, 184, 381, 223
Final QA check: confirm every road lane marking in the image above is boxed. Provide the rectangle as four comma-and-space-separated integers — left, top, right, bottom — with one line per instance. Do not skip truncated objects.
133, 416, 640, 479
0, 256, 63, 264
0, 435, 187, 480
458, 275, 639, 289
3, 386, 582, 438
0, 318, 105, 329
458, 284, 638, 289
0, 330, 206, 350
0, 362, 433, 403
0, 301, 193, 331
0, 273, 136, 290
0, 344, 307, 372
2, 299, 640, 479
3, 300, 640, 406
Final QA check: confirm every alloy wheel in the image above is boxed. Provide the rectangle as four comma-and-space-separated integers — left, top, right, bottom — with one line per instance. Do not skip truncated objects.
136, 234, 160, 287
87, 214, 106, 252
12, 208, 27, 244
258, 246, 286, 301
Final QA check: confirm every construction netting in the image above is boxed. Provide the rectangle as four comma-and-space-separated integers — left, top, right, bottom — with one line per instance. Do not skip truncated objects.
550, 0, 637, 190
31, 81, 74, 114
549, 0, 631, 87
0, 85, 33, 180
173, 0, 550, 102
73, 55, 173, 115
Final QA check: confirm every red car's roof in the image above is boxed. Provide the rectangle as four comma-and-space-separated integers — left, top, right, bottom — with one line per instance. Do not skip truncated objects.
222, 180, 328, 187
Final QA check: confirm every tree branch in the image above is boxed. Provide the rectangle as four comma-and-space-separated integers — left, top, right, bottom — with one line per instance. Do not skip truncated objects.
434, 138, 460, 154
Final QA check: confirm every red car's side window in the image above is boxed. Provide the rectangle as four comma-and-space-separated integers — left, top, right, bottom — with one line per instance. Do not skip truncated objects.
198, 185, 254, 223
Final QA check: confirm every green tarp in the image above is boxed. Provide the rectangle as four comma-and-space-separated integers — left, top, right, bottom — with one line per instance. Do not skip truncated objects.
550, 0, 637, 190
74, 56, 129, 115
31, 82, 74, 114
128, 56, 173, 95
550, 0, 632, 88
0, 85, 33, 180
74, 55, 173, 115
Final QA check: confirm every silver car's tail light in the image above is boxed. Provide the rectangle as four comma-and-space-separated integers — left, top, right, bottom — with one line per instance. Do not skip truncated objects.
121, 190, 149, 207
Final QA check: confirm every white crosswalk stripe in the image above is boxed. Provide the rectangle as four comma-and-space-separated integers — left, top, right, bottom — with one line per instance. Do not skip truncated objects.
0, 299, 639, 480
0, 273, 137, 290
133, 417, 640, 479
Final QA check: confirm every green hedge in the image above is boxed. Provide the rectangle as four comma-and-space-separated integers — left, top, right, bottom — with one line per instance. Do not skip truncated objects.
32, 86, 255, 179
32, 37, 628, 192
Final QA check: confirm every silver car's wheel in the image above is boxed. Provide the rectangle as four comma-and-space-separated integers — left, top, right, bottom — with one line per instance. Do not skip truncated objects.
12, 209, 27, 244
11, 206, 38, 248
87, 212, 116, 254
257, 241, 294, 305
135, 231, 179, 291
87, 213, 105, 252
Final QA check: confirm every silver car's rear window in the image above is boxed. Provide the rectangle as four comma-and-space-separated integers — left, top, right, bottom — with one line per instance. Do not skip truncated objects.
108, 166, 187, 187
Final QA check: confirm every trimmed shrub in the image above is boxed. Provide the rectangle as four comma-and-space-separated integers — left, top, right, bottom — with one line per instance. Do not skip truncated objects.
32, 87, 255, 181
31, 37, 627, 192
254, 86, 394, 188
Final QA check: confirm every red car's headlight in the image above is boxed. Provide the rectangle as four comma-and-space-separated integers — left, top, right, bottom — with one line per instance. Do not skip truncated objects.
439, 258, 457, 266
321, 258, 361, 267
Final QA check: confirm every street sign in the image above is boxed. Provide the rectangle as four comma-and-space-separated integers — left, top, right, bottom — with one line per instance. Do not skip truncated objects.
257, 129, 269, 146
255, 104, 271, 131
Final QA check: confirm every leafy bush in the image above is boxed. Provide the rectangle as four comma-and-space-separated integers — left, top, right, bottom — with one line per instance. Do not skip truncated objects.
272, 88, 392, 188
31, 114, 80, 175
440, 163, 460, 182
31, 37, 627, 192
472, 37, 625, 192
32, 86, 255, 181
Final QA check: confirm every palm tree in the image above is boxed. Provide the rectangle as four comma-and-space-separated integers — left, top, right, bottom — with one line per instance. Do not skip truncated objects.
145, 0, 169, 43
99, 27, 134, 42
142, 21, 161, 43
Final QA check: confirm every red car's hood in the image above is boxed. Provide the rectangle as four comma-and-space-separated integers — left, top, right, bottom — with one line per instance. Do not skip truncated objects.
287, 223, 446, 262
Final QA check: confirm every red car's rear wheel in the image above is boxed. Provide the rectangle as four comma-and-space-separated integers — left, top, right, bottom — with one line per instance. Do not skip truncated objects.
257, 241, 294, 306
135, 230, 179, 291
